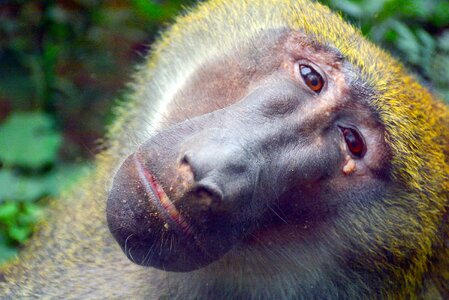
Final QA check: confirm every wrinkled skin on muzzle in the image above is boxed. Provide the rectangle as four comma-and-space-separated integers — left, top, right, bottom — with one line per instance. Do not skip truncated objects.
107, 78, 339, 271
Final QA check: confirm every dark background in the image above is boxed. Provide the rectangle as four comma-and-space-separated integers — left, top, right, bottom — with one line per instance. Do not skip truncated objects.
0, 0, 448, 263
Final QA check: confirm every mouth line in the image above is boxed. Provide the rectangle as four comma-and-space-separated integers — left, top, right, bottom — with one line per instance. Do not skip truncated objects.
133, 153, 192, 235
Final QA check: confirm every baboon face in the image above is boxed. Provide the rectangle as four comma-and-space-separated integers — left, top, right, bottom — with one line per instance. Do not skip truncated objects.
107, 30, 390, 272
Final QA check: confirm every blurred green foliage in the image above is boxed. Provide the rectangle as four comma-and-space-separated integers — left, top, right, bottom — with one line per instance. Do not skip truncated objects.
0, 0, 448, 263
0, 112, 88, 262
0, 0, 196, 264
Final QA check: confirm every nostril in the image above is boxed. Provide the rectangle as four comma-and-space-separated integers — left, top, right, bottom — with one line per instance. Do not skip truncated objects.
179, 147, 227, 183
179, 151, 197, 178
177, 154, 196, 189
190, 183, 224, 212
178, 151, 202, 182
194, 183, 223, 201
180, 152, 191, 166
178, 152, 225, 208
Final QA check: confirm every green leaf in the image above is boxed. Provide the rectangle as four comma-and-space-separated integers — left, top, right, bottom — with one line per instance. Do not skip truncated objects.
398, 0, 431, 18
131, 0, 175, 21
0, 202, 19, 221
332, 0, 364, 19
432, 1, 449, 27
8, 225, 31, 243
0, 112, 62, 168
391, 21, 421, 65
0, 170, 51, 202
430, 54, 449, 86
437, 31, 449, 52
0, 164, 90, 203
18, 203, 43, 225
43, 164, 91, 197
416, 28, 436, 73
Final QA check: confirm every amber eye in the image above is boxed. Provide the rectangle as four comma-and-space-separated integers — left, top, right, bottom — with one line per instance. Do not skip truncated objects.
342, 128, 365, 157
299, 65, 324, 93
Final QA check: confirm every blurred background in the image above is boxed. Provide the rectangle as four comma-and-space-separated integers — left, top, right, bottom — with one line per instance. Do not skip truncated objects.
0, 0, 448, 263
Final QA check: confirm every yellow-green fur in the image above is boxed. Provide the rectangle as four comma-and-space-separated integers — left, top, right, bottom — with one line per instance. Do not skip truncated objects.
1, 0, 448, 298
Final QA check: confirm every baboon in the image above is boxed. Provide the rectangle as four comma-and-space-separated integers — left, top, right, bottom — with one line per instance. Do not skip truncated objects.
1, 0, 448, 299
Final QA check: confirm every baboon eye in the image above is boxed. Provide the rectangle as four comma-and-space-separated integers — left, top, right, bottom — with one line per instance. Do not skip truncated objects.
299, 65, 324, 93
342, 127, 365, 157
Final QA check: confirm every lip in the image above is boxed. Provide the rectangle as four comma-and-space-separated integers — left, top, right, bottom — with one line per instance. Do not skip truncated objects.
108, 149, 251, 271
133, 153, 192, 235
